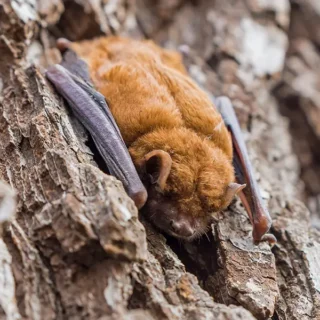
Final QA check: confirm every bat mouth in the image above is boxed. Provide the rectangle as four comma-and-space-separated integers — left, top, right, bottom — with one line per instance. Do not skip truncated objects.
148, 210, 208, 241
165, 222, 211, 241
165, 230, 197, 241
157, 223, 197, 241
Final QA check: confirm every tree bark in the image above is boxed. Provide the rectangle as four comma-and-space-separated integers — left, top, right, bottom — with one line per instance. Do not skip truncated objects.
274, 0, 320, 228
0, 1, 319, 320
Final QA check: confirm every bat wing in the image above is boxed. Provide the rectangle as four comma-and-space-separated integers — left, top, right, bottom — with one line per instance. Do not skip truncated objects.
214, 96, 276, 244
46, 48, 147, 209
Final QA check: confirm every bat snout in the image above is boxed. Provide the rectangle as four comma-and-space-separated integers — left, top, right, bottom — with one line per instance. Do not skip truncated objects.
169, 219, 194, 238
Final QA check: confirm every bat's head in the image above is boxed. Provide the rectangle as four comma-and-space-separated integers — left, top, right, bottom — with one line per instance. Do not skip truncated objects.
131, 128, 245, 241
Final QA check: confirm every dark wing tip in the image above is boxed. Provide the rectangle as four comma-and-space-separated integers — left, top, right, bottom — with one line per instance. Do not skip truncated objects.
56, 38, 71, 52
130, 189, 148, 209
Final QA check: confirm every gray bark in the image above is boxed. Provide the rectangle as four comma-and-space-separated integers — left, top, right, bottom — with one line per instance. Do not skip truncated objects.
0, 1, 319, 320
274, 0, 320, 228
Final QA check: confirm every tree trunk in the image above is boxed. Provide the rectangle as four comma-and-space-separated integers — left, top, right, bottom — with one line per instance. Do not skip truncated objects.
0, 1, 319, 320
274, 0, 320, 228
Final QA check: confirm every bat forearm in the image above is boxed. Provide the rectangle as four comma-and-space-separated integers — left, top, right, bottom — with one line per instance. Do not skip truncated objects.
215, 96, 276, 244
46, 63, 147, 209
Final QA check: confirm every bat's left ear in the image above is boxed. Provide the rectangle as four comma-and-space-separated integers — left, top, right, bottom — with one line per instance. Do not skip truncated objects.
140, 150, 172, 190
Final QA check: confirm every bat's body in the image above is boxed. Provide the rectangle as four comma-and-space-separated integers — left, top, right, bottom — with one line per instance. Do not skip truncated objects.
46, 37, 276, 243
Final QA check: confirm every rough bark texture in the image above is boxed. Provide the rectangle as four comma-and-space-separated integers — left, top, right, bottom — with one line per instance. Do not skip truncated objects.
274, 0, 320, 228
0, 1, 319, 320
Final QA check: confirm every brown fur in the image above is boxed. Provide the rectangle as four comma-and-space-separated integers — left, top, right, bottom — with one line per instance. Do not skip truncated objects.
71, 37, 235, 238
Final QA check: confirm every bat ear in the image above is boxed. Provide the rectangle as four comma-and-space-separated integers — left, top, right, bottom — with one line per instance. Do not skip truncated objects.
143, 150, 172, 190
224, 182, 246, 205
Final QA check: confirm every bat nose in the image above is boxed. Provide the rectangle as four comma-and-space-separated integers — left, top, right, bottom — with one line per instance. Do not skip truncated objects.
170, 220, 194, 237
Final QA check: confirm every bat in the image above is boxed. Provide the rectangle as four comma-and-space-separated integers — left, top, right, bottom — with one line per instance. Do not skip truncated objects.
46, 37, 276, 244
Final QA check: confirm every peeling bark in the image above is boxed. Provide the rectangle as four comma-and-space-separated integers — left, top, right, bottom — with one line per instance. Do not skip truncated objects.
0, 1, 319, 320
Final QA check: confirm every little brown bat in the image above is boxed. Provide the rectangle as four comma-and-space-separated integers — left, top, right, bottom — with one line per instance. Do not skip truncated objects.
46, 37, 276, 244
